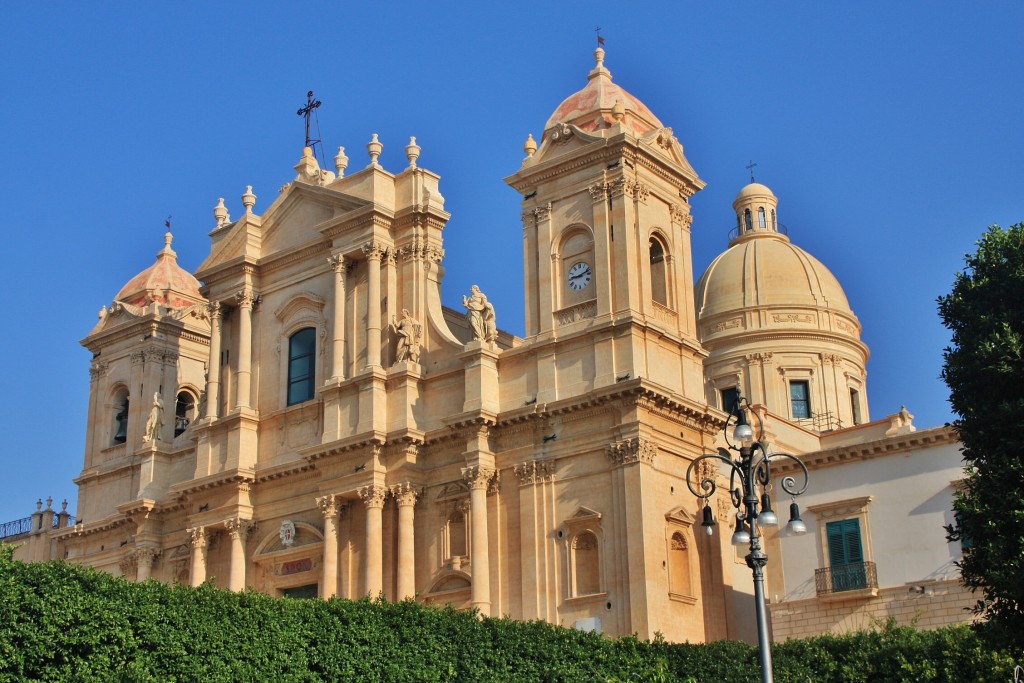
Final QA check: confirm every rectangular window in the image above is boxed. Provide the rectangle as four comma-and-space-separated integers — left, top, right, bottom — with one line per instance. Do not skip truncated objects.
720, 387, 739, 415
850, 388, 862, 425
790, 380, 811, 419
826, 518, 867, 591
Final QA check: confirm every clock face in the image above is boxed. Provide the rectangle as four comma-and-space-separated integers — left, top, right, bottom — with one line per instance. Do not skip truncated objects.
567, 261, 592, 291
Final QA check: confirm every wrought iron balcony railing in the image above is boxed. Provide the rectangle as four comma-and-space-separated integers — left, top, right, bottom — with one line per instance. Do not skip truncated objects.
815, 561, 877, 595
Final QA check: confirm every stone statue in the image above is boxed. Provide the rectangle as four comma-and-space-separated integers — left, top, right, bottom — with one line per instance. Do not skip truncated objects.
391, 309, 422, 364
462, 285, 496, 342
143, 392, 164, 443
898, 405, 914, 427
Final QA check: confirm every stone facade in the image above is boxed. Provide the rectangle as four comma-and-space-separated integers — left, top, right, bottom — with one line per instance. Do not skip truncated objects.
6, 46, 975, 644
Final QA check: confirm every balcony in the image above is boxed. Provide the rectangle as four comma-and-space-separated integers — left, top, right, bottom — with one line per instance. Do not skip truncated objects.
815, 561, 878, 601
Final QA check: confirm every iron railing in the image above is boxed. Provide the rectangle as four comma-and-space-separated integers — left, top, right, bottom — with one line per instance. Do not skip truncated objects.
0, 516, 32, 539
728, 221, 789, 243
815, 561, 877, 595
0, 513, 76, 540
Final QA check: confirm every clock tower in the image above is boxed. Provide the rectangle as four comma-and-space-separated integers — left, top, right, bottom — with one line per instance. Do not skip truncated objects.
506, 46, 708, 396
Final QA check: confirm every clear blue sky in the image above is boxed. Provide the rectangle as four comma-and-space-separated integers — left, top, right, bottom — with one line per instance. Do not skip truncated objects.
0, 2, 1020, 525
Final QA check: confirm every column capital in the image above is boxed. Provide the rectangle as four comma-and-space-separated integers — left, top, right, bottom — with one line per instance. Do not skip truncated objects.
362, 241, 387, 261
225, 517, 255, 542
235, 288, 258, 310
208, 300, 222, 320
327, 254, 348, 274
390, 482, 421, 507
606, 437, 657, 466
513, 460, 554, 487
317, 494, 347, 518
358, 485, 387, 509
186, 526, 207, 548
462, 465, 496, 491
135, 546, 161, 562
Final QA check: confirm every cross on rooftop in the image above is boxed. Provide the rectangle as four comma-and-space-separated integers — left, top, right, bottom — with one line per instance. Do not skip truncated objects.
746, 160, 758, 183
297, 91, 322, 149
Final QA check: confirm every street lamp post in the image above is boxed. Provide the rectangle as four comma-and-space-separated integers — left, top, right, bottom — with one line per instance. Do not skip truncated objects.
686, 395, 809, 683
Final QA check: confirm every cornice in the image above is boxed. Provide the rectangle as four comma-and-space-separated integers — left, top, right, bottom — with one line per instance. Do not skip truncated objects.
771, 425, 958, 475
168, 469, 257, 498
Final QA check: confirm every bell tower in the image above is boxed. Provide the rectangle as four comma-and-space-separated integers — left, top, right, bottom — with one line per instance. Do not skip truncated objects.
506, 47, 707, 393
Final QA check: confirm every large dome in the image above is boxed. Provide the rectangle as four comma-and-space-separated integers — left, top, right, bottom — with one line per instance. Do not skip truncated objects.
543, 47, 664, 139
115, 232, 204, 310
695, 182, 862, 345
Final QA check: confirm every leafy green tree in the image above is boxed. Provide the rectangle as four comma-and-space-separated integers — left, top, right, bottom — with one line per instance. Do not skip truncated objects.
939, 223, 1024, 645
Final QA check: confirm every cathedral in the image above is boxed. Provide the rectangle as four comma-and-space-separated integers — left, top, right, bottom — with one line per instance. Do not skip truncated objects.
12, 46, 973, 643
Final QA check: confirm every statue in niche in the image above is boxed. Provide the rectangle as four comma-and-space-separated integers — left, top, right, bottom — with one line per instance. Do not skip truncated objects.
391, 309, 422, 364
143, 392, 164, 443
462, 285, 496, 342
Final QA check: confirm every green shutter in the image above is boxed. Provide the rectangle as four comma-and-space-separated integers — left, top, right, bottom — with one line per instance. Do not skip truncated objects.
826, 518, 862, 567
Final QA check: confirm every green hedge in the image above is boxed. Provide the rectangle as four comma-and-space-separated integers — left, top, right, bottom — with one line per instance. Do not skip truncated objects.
0, 548, 1017, 682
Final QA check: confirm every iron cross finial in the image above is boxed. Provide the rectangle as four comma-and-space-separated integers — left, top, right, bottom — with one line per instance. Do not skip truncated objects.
296, 90, 322, 149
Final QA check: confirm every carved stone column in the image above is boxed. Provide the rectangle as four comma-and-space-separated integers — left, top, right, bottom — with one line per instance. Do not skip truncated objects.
205, 302, 222, 419
317, 494, 343, 598
327, 256, 348, 380
362, 242, 385, 368
225, 518, 254, 591
235, 290, 256, 409
463, 465, 495, 616
135, 547, 160, 581
187, 526, 207, 587
392, 483, 419, 600
359, 485, 387, 597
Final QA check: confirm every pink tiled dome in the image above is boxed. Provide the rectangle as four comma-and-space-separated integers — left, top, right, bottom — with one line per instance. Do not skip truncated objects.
115, 232, 203, 310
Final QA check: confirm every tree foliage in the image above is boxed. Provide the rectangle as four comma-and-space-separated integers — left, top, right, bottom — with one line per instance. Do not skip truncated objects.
939, 222, 1024, 645
0, 546, 1017, 682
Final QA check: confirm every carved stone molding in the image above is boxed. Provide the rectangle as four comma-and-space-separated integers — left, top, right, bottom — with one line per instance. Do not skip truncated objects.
606, 438, 657, 466
513, 460, 555, 486
820, 352, 842, 366
607, 178, 627, 197
207, 301, 222, 320
746, 352, 774, 366
555, 300, 598, 326
549, 123, 574, 143
119, 554, 137, 576
772, 313, 814, 324
669, 203, 689, 224
131, 350, 146, 366
533, 205, 551, 222
695, 458, 718, 486
358, 485, 387, 509
708, 318, 743, 334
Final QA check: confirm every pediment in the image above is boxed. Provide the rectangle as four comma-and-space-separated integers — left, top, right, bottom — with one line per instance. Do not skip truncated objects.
259, 183, 369, 253
665, 506, 695, 525
638, 127, 699, 178
435, 481, 469, 500
531, 123, 605, 165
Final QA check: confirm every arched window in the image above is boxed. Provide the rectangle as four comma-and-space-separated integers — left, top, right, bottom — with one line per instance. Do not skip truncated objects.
744, 209, 753, 232
669, 531, 693, 597
174, 390, 197, 437
287, 327, 316, 406
649, 237, 668, 307
573, 531, 601, 596
112, 388, 129, 445
447, 509, 467, 558
758, 207, 766, 228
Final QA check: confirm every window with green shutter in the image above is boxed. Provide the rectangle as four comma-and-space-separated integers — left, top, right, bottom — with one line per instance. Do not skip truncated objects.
826, 518, 867, 591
